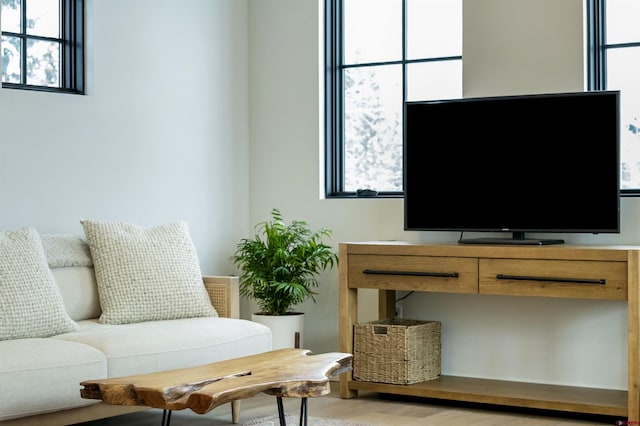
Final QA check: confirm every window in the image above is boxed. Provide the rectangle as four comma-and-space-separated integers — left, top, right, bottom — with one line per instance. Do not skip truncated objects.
327, 1, 640, 198
589, 0, 640, 194
325, 0, 462, 197
1, 0, 83, 94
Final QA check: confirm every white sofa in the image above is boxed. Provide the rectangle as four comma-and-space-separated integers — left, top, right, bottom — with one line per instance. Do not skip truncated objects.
0, 229, 272, 426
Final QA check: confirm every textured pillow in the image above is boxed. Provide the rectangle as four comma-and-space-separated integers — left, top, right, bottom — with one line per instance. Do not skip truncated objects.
80, 220, 217, 325
0, 227, 78, 340
41, 234, 93, 268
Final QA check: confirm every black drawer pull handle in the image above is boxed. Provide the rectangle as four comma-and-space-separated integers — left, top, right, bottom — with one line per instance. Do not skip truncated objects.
363, 269, 459, 278
496, 274, 606, 285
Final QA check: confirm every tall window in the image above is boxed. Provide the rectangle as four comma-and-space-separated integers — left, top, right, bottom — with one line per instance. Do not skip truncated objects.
325, 0, 462, 197
328, 0, 640, 198
592, 0, 640, 194
1, 0, 83, 94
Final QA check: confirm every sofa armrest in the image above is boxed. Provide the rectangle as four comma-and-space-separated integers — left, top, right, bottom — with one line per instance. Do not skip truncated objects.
202, 276, 240, 319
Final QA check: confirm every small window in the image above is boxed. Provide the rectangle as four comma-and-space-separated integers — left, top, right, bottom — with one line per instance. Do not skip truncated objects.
1, 0, 84, 94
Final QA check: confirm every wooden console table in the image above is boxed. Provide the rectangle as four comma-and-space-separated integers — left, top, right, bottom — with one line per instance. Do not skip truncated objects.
338, 241, 640, 421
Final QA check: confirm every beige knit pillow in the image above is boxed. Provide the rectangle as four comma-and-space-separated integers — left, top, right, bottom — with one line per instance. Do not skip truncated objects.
80, 220, 217, 325
0, 227, 78, 340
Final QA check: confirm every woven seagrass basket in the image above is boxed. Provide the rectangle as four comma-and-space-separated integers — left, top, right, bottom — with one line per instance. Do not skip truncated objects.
353, 318, 441, 385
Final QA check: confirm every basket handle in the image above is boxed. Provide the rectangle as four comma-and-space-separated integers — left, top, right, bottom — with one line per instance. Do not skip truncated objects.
373, 326, 389, 335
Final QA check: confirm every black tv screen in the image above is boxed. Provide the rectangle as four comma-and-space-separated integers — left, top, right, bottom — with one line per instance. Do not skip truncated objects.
403, 90, 620, 245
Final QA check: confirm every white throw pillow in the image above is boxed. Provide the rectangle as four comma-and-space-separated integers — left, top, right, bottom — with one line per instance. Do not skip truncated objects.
80, 220, 217, 325
0, 227, 78, 340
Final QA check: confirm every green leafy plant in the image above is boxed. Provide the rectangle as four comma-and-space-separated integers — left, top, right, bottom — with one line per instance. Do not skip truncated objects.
232, 209, 338, 316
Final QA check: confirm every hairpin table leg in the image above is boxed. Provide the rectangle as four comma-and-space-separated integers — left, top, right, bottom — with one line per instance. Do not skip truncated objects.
299, 397, 308, 426
277, 397, 286, 426
161, 409, 172, 426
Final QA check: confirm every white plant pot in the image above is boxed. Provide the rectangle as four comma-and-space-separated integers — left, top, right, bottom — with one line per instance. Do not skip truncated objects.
252, 312, 304, 350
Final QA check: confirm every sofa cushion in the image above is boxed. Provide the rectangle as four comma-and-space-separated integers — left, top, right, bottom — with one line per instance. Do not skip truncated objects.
80, 220, 217, 325
0, 338, 106, 421
52, 266, 102, 321
54, 317, 272, 377
0, 227, 78, 340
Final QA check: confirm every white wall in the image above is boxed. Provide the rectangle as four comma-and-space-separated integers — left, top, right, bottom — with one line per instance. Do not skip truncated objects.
463, 0, 585, 96
0, 0, 635, 391
0, 0, 250, 274
248, 0, 637, 390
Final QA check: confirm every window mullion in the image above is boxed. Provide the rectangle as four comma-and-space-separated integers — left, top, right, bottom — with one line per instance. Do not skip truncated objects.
20, 0, 27, 85
335, 0, 345, 194
402, 0, 407, 100
327, 0, 336, 195
402, 0, 408, 193
586, 0, 606, 90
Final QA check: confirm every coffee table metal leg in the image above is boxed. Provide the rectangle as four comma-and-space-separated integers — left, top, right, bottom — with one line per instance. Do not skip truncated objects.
275, 396, 308, 426
299, 397, 308, 426
277, 397, 286, 426
161, 409, 172, 426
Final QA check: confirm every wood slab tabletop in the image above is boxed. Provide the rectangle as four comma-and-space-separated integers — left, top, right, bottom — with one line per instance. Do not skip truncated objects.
80, 348, 353, 414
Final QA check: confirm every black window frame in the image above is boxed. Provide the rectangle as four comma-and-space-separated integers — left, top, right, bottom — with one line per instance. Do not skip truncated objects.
327, 0, 640, 198
1, 0, 84, 94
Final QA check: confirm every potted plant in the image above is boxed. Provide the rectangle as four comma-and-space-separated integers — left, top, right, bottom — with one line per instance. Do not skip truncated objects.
232, 208, 338, 349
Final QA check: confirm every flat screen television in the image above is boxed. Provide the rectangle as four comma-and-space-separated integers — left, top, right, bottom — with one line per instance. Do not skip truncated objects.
403, 90, 620, 245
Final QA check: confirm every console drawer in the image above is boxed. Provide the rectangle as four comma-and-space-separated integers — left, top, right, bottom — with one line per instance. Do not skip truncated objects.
479, 258, 627, 300
348, 254, 478, 293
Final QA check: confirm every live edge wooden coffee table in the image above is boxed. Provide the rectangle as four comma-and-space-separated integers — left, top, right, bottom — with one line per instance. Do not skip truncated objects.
80, 348, 353, 426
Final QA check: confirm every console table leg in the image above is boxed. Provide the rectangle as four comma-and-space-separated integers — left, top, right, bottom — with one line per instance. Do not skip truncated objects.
276, 396, 286, 426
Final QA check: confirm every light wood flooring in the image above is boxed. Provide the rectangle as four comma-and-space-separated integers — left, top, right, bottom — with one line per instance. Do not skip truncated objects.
75, 382, 618, 426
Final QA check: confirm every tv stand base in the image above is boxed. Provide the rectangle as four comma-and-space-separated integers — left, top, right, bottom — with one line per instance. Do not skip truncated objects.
458, 237, 565, 245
